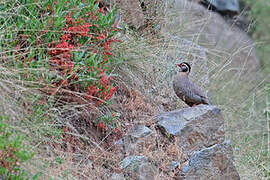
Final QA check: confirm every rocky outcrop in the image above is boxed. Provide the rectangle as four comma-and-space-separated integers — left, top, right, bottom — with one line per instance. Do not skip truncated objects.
114, 105, 239, 179
179, 141, 240, 180
156, 105, 240, 179
157, 105, 224, 155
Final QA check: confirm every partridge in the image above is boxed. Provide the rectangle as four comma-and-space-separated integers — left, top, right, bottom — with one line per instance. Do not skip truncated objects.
173, 62, 211, 107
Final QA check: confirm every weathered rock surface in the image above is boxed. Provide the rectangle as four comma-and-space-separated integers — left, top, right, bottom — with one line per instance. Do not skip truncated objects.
129, 124, 152, 139
120, 155, 158, 180
156, 104, 239, 178
137, 162, 158, 180
111, 105, 239, 179
156, 105, 224, 154
121, 155, 147, 169
169, 160, 180, 171
115, 124, 156, 157
178, 141, 240, 180
111, 173, 125, 180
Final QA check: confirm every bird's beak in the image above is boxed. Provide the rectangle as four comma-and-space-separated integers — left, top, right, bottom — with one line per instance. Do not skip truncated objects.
176, 63, 181, 67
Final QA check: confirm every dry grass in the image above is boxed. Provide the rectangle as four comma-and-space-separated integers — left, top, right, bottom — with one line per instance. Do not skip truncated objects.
0, 0, 269, 179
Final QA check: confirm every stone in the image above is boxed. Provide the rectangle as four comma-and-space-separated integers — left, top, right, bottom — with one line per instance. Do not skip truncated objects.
114, 125, 156, 158
121, 155, 147, 169
120, 155, 158, 180
179, 141, 240, 180
111, 173, 125, 180
169, 160, 180, 171
203, 0, 239, 13
137, 162, 158, 180
156, 105, 225, 154
130, 125, 152, 139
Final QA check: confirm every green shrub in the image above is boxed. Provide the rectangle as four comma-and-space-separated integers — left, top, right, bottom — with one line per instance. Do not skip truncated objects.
0, 0, 120, 106
0, 115, 35, 179
0, 0, 122, 131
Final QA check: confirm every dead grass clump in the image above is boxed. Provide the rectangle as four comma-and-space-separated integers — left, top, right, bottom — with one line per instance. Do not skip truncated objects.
113, 83, 159, 124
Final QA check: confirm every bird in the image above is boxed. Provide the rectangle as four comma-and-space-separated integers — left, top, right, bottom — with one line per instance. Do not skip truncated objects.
173, 62, 211, 107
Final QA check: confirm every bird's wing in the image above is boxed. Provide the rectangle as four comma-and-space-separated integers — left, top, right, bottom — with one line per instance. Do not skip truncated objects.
187, 79, 209, 100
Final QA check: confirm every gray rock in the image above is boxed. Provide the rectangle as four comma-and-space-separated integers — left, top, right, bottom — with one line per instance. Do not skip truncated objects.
111, 173, 125, 180
204, 0, 239, 13
113, 125, 156, 161
169, 160, 180, 171
156, 104, 225, 154
138, 162, 158, 180
130, 125, 152, 139
157, 105, 221, 135
179, 141, 240, 180
121, 155, 147, 169
120, 156, 158, 180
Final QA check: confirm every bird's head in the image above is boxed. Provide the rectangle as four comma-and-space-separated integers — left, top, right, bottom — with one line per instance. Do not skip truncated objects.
176, 62, 191, 75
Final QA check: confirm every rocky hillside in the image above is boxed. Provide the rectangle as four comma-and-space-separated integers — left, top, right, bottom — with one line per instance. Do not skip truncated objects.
0, 0, 269, 179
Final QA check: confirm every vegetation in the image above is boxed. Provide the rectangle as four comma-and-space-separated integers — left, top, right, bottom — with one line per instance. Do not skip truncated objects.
241, 0, 270, 73
0, 0, 269, 179
0, 0, 122, 178
0, 115, 35, 179
1, 0, 119, 106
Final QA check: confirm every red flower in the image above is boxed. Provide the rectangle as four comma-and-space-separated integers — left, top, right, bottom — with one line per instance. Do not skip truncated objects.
66, 13, 73, 24
61, 34, 71, 41
46, 2, 119, 106
99, 75, 109, 86
87, 84, 100, 100
97, 8, 103, 13
103, 86, 116, 100
104, 51, 113, 56
96, 33, 107, 40
98, 122, 105, 129
66, 23, 92, 36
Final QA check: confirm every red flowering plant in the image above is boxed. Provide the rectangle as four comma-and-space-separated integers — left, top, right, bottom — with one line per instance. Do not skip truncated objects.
0, 0, 121, 126
47, 0, 120, 106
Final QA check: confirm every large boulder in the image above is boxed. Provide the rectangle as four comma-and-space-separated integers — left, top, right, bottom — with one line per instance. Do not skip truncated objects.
156, 105, 240, 179
156, 105, 225, 155
178, 141, 240, 180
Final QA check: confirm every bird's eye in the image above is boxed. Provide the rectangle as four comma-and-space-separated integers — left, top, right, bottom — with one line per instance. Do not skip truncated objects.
181, 65, 188, 72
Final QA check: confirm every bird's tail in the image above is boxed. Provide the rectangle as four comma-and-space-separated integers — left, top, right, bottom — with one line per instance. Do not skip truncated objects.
203, 97, 212, 105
